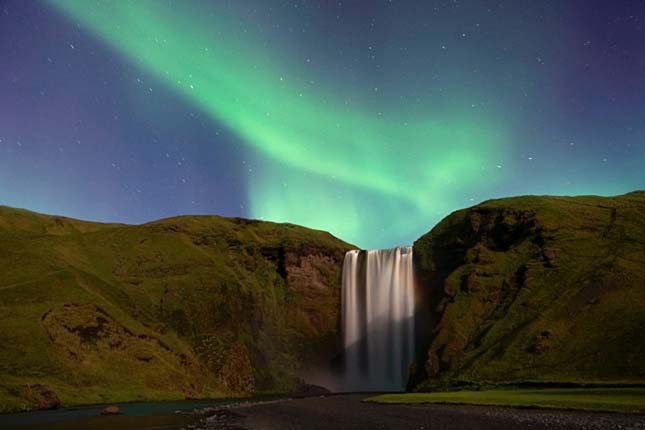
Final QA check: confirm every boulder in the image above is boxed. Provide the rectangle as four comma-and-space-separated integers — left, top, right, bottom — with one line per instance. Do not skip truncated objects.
101, 405, 121, 415
24, 384, 60, 410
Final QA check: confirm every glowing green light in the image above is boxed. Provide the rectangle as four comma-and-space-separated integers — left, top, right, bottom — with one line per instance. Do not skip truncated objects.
47, 0, 508, 247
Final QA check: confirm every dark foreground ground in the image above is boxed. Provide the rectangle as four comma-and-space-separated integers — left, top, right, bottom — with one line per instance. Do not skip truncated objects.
199, 394, 645, 430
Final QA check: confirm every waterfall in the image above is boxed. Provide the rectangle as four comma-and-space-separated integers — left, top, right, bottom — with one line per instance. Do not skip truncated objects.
341, 246, 415, 391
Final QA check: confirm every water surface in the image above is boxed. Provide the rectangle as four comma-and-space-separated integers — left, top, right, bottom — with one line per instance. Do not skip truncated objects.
0, 399, 225, 430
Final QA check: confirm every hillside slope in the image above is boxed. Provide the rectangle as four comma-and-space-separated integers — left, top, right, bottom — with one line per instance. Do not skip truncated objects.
0, 207, 353, 412
410, 191, 645, 390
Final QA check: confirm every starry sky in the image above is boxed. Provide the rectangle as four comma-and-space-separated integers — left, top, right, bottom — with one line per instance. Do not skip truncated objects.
1, 1, 644, 249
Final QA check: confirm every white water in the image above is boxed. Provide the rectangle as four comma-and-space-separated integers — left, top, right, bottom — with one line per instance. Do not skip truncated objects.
341, 246, 415, 391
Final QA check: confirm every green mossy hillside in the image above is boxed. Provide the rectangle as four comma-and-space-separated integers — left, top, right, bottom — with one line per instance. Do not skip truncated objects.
0, 207, 353, 412
410, 191, 645, 390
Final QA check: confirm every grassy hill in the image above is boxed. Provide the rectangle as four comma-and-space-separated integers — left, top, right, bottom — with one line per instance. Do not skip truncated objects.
410, 191, 645, 390
0, 207, 353, 412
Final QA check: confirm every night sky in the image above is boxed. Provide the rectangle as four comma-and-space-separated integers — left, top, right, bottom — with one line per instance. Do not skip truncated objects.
1, 1, 644, 249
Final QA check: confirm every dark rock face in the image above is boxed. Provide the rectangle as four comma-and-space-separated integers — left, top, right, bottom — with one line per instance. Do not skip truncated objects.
294, 383, 332, 397
23, 384, 60, 410
410, 191, 645, 389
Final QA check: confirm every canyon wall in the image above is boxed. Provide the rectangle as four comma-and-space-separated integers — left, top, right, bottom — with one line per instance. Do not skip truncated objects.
409, 191, 645, 390
0, 207, 352, 411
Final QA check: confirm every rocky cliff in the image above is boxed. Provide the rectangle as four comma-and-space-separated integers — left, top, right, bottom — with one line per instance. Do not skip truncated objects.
0, 207, 353, 412
410, 191, 645, 390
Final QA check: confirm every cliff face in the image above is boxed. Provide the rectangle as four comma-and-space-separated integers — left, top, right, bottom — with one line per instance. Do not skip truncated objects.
410, 191, 645, 390
0, 207, 353, 412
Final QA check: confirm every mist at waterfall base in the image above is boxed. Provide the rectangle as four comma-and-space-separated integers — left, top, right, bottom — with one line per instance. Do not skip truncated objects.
339, 246, 417, 392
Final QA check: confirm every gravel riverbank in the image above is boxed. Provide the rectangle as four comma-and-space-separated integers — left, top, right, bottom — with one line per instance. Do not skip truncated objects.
185, 393, 645, 430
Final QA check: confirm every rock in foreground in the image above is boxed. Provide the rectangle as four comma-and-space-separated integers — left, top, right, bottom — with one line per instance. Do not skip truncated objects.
100, 405, 120, 415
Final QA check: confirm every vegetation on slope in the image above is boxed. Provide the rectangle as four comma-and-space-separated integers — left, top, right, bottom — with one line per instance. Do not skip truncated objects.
410, 191, 645, 390
0, 207, 353, 412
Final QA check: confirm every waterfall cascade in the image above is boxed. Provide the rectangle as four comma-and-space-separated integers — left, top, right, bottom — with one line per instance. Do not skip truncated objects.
341, 246, 415, 391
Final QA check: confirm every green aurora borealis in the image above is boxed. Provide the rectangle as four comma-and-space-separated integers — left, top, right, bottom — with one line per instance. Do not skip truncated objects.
3, 1, 642, 248
46, 0, 507, 247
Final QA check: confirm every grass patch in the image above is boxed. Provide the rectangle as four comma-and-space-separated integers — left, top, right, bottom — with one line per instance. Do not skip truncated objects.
367, 388, 645, 414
